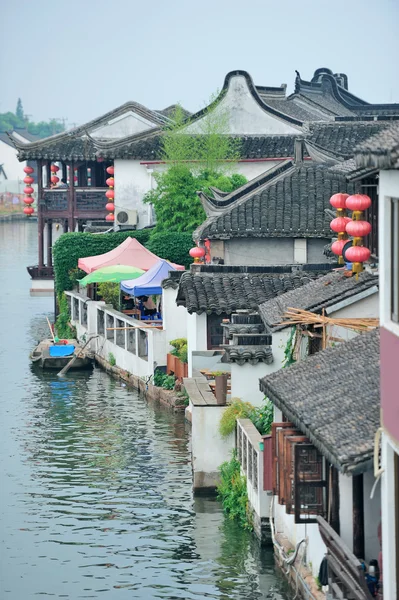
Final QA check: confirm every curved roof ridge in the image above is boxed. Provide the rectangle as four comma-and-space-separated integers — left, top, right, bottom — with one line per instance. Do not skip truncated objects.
12, 100, 169, 150
184, 70, 303, 129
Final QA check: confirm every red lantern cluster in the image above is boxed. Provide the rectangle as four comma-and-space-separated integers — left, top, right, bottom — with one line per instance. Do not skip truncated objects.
329, 193, 372, 275
329, 193, 350, 265
105, 165, 115, 221
50, 164, 60, 186
345, 195, 371, 273
23, 165, 35, 216
189, 246, 206, 263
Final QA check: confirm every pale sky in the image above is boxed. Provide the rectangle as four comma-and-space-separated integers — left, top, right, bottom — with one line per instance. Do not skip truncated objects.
1, 0, 398, 128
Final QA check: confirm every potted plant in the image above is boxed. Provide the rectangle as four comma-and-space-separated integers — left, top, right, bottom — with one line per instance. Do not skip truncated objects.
168, 338, 188, 379
211, 371, 229, 405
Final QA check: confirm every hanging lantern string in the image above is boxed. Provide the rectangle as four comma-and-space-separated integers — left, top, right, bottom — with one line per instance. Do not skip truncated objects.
105, 164, 115, 222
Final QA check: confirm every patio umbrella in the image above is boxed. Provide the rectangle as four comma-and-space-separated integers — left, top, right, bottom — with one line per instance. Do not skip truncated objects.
79, 265, 144, 286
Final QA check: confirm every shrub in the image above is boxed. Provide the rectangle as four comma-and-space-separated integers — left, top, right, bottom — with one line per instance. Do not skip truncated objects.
108, 352, 116, 366
219, 398, 254, 438
248, 399, 274, 436
152, 369, 175, 390
169, 338, 188, 363
217, 451, 252, 529
146, 231, 194, 269
97, 282, 120, 310
55, 293, 76, 339
52, 230, 151, 294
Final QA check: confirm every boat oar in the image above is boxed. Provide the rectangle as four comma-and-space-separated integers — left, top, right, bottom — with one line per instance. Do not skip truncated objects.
57, 336, 97, 378
46, 317, 56, 343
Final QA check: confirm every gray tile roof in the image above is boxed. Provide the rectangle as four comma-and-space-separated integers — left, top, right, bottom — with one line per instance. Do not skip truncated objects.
196, 162, 357, 241
258, 270, 378, 331
260, 328, 380, 474
306, 122, 391, 158
176, 270, 323, 315
224, 345, 273, 365
354, 121, 399, 170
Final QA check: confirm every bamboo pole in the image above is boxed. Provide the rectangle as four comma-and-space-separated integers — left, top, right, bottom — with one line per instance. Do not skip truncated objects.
46, 316, 56, 343
57, 335, 98, 377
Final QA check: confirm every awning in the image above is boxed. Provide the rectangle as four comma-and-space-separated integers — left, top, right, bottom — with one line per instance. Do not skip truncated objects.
121, 259, 179, 296
79, 265, 144, 286
78, 237, 184, 274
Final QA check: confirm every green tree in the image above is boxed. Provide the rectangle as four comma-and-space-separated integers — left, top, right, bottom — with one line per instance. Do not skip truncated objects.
144, 96, 246, 233
144, 167, 246, 233
15, 98, 24, 121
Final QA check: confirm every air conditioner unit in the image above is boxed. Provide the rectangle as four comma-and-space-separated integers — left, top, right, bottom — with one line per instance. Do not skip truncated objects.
115, 208, 138, 226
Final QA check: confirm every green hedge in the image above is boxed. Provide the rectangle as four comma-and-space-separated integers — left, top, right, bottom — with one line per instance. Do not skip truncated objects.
146, 231, 194, 269
53, 229, 194, 294
52, 230, 151, 294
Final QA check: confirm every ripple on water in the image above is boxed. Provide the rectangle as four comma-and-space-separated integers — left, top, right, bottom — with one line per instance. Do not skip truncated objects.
0, 222, 289, 600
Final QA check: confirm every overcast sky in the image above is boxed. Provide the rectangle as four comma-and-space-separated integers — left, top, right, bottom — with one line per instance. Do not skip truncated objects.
1, 0, 398, 127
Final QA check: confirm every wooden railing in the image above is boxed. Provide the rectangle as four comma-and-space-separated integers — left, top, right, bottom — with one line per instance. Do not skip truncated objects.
317, 516, 373, 600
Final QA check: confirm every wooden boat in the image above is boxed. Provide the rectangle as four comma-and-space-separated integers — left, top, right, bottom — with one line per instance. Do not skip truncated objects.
30, 339, 92, 370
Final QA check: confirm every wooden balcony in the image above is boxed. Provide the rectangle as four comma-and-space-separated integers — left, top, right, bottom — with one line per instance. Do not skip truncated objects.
40, 188, 107, 218
27, 265, 54, 280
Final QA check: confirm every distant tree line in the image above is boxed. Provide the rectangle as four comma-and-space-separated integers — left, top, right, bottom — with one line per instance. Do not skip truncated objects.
0, 98, 65, 139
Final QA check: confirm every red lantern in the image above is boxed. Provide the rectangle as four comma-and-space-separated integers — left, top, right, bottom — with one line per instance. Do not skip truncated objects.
23, 206, 34, 216
346, 220, 372, 238
106, 166, 114, 175
23, 176, 34, 185
50, 164, 60, 173
345, 246, 371, 264
106, 177, 114, 188
23, 166, 34, 175
330, 216, 351, 233
105, 202, 115, 212
330, 193, 349, 209
189, 246, 206, 260
51, 176, 59, 184
105, 213, 114, 222
105, 189, 115, 200
331, 239, 348, 256
346, 194, 371, 212
24, 186, 34, 195
23, 196, 34, 205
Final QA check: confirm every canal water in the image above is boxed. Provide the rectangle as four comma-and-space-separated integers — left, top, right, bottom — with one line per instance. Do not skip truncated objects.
0, 221, 290, 600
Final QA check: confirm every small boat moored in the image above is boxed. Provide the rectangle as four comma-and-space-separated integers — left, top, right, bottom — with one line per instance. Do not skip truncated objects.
30, 339, 92, 370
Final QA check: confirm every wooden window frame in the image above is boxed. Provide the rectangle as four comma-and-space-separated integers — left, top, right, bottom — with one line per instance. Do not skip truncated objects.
272, 422, 328, 523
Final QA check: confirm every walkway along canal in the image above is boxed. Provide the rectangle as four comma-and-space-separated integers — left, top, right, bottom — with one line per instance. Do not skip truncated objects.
0, 220, 291, 599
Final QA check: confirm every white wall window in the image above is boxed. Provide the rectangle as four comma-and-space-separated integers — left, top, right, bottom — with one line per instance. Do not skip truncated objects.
391, 198, 399, 324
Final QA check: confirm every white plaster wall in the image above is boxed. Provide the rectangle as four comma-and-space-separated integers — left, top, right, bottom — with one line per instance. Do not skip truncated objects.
224, 238, 295, 266
162, 287, 187, 352
191, 403, 234, 478
0, 141, 31, 192
91, 112, 157, 139
339, 472, 354, 552
114, 159, 153, 228
307, 238, 331, 263
187, 312, 208, 377
379, 170, 399, 337
231, 361, 278, 407
274, 502, 326, 577
363, 469, 381, 563
185, 75, 301, 136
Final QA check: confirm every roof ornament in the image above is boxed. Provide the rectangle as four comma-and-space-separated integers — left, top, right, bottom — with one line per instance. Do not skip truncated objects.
294, 70, 301, 93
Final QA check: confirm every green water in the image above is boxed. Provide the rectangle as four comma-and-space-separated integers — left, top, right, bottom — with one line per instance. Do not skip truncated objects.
0, 221, 289, 599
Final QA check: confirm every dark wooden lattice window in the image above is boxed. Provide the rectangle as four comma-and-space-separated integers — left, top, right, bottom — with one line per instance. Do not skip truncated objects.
361, 176, 379, 259
294, 443, 327, 524
207, 312, 229, 349
272, 422, 328, 524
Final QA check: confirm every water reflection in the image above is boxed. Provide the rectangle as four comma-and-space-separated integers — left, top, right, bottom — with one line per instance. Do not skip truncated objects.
0, 222, 289, 599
